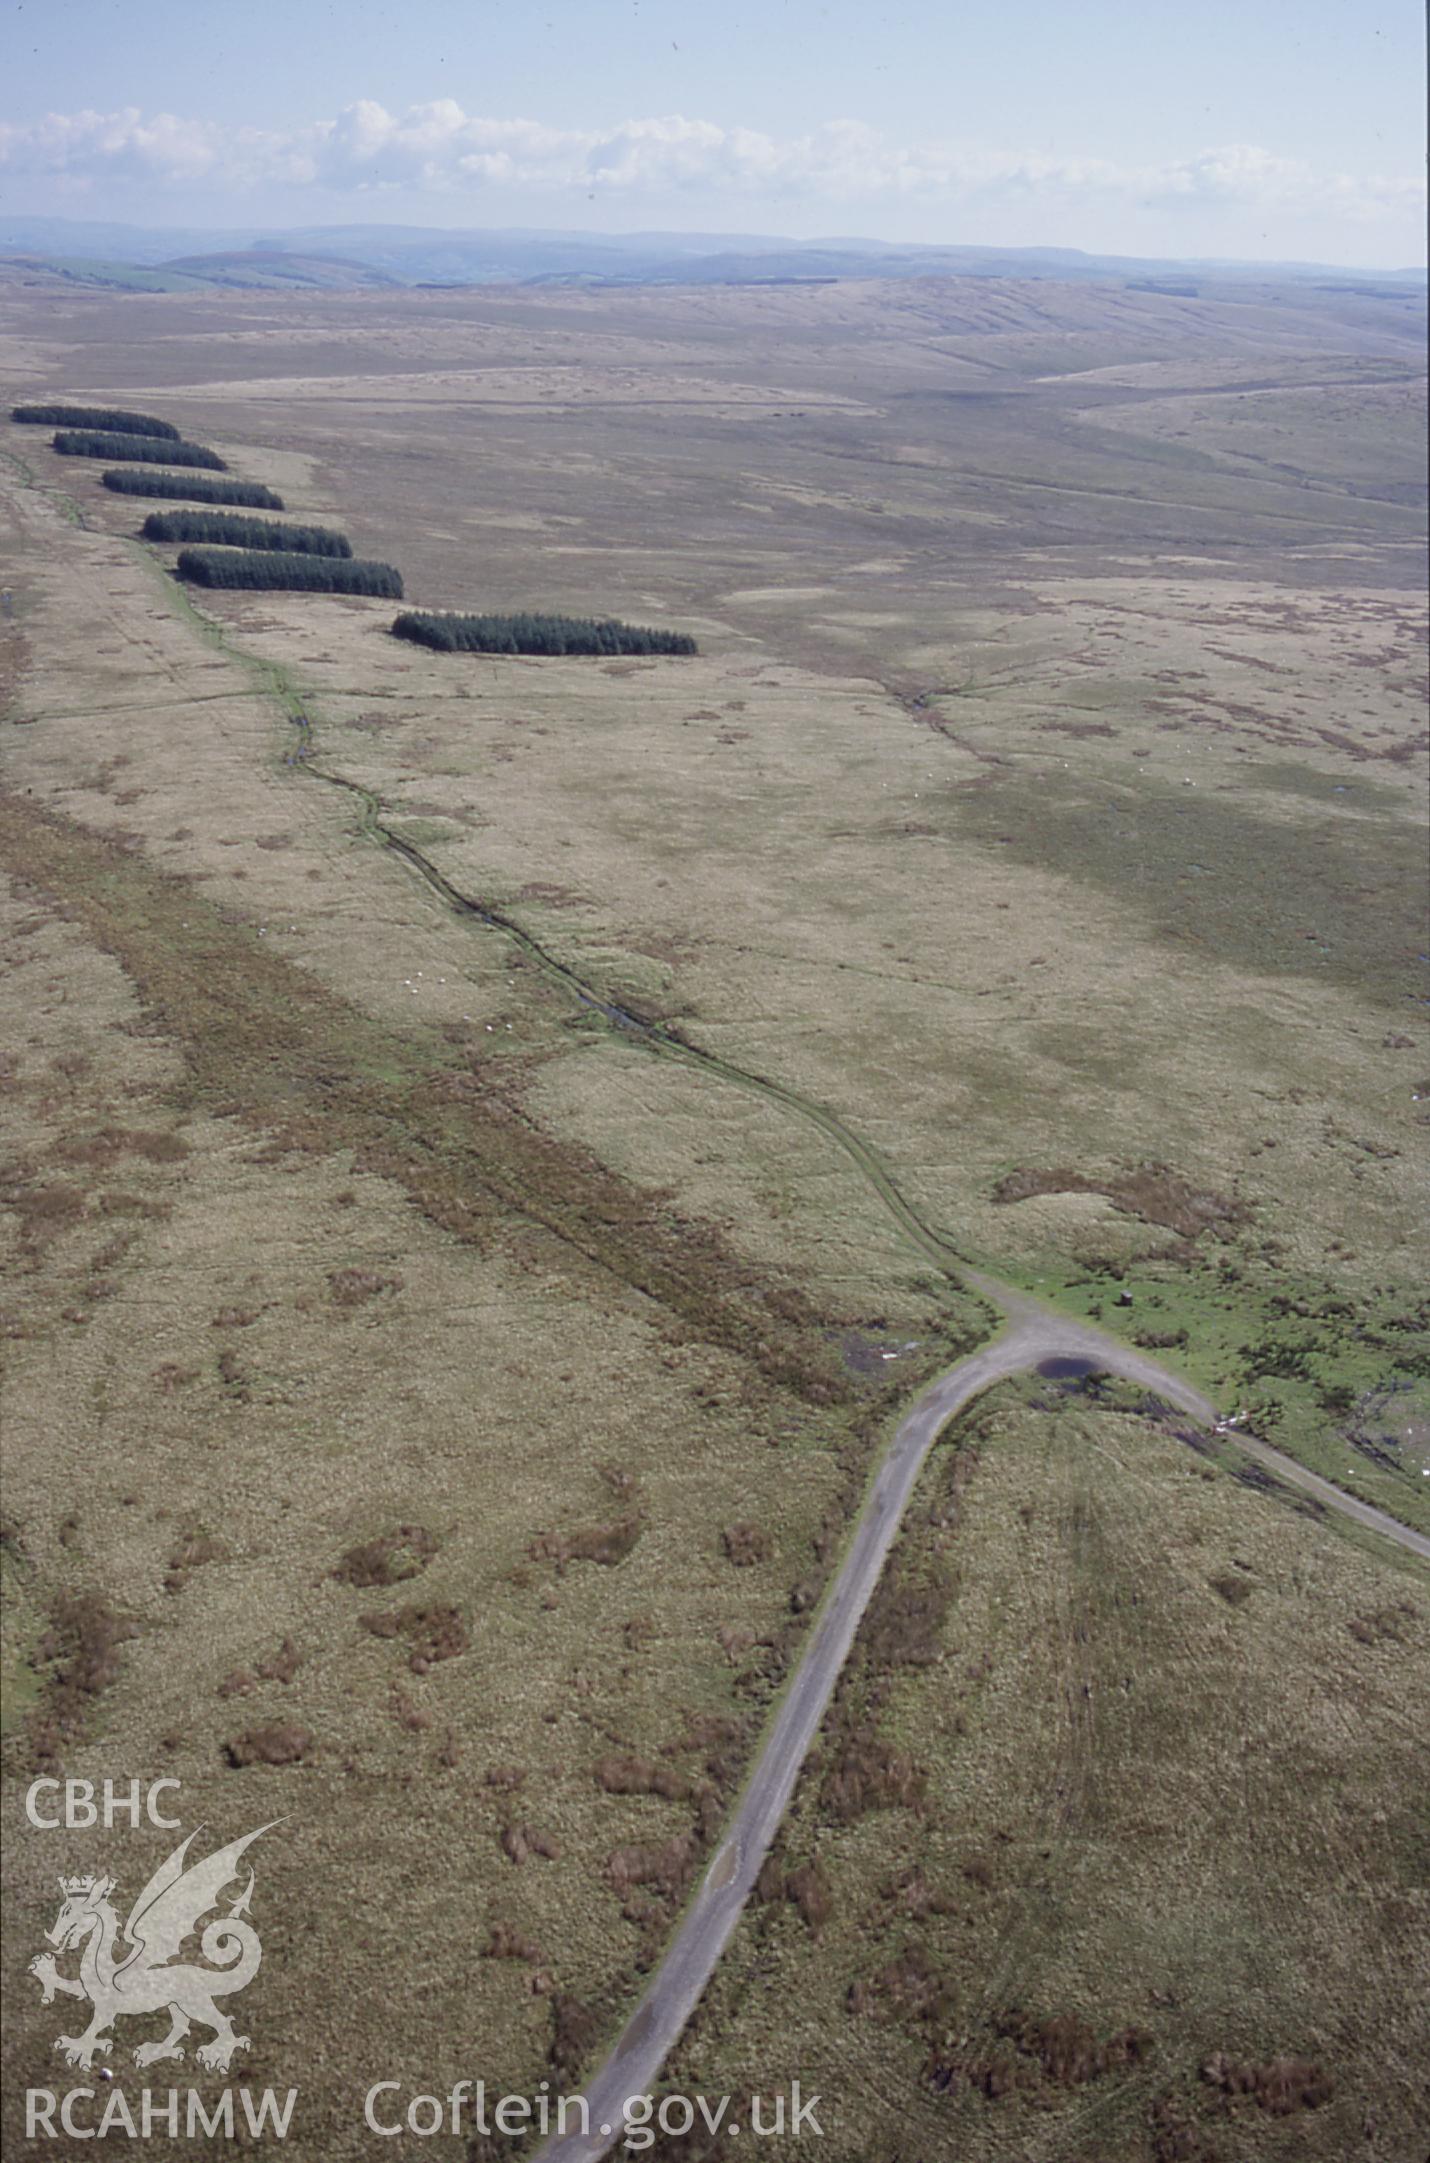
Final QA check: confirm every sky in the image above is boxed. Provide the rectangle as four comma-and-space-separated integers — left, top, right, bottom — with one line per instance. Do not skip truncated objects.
1, 0, 1425, 266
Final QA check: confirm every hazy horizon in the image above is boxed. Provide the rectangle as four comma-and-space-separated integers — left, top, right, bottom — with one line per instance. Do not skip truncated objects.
1, 0, 1424, 270
3, 211, 1425, 283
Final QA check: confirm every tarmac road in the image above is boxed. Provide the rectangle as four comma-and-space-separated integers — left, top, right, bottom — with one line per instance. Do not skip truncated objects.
533, 1279, 1429, 2162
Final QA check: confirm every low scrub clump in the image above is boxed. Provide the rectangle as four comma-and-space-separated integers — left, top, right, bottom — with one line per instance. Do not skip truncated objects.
606, 1831, 698, 1899
991, 1161, 1244, 1242
823, 1728, 927, 1821
332, 1524, 438, 1588
5, 1174, 88, 1250
594, 1753, 694, 1802
103, 469, 285, 509
164, 1528, 226, 1594
14, 403, 179, 438
50, 1123, 190, 1168
1200, 2051, 1333, 2115
361, 1602, 469, 1673
218, 1638, 302, 1696
848, 1942, 948, 2026
1347, 1601, 1417, 1646
783, 1859, 833, 1932
860, 1571, 953, 1670
501, 1821, 561, 1865
142, 509, 352, 556
223, 1722, 314, 1767
53, 431, 226, 470
1006, 2010, 1156, 2089
326, 1264, 404, 1303
177, 548, 402, 596
26, 1593, 138, 1773
483, 1920, 540, 1961
391, 609, 697, 656
922, 2007, 1156, 2101
530, 1515, 644, 1573
722, 1520, 770, 1566
549, 1995, 599, 2080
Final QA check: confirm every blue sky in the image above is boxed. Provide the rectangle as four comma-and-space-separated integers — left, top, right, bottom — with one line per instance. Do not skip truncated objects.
2, 0, 1424, 264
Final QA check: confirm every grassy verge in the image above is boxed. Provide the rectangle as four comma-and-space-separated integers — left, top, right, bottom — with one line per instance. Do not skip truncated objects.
998, 1251, 1430, 1537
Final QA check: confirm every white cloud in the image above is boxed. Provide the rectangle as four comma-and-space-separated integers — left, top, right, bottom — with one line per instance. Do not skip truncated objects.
1147, 143, 1422, 224
0, 101, 1421, 231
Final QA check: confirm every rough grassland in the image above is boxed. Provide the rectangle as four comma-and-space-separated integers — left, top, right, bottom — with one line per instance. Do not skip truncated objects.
673, 1387, 1430, 2163
0, 787, 911, 2159
2, 273, 1427, 2159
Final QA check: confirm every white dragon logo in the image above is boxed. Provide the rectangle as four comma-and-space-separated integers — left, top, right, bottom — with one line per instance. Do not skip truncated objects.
29, 1822, 276, 2074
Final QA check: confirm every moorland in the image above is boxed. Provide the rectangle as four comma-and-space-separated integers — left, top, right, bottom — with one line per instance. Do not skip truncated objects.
1, 265, 1427, 2163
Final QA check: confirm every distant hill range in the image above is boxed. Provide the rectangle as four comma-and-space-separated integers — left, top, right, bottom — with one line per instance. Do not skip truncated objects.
1, 217, 1424, 297
0, 240, 403, 294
